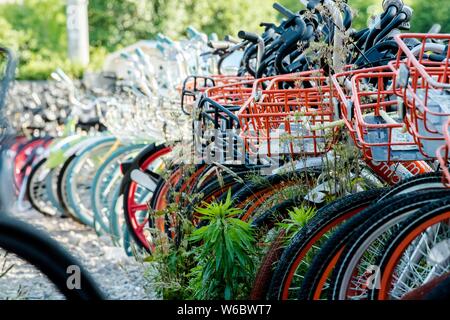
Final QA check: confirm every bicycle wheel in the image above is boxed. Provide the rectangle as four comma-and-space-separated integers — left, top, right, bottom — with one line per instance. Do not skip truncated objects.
122, 223, 134, 257
108, 183, 124, 244
182, 166, 251, 220
225, 168, 320, 222
91, 143, 145, 235
26, 157, 61, 217
370, 196, 450, 300
64, 137, 117, 227
402, 272, 450, 300
167, 164, 209, 205
13, 138, 49, 193
251, 230, 287, 300
423, 272, 450, 300
57, 154, 79, 221
46, 162, 65, 216
250, 196, 320, 300
377, 172, 444, 202
267, 188, 386, 300
0, 215, 104, 300
328, 189, 450, 300
300, 190, 448, 300
121, 143, 172, 250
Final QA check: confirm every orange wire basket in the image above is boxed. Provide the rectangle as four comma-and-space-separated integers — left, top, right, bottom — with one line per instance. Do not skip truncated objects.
352, 68, 429, 162
199, 79, 255, 129
193, 78, 256, 164
238, 70, 339, 158
197, 73, 300, 132
389, 33, 450, 157
332, 66, 390, 149
182, 75, 253, 94
210, 75, 254, 86
180, 75, 254, 115
436, 117, 450, 188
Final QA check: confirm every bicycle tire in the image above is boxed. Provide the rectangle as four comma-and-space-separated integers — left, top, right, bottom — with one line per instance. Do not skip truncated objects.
26, 157, 60, 217
121, 143, 171, 250
0, 215, 104, 300
267, 188, 386, 300
328, 189, 450, 300
56, 154, 80, 222
91, 143, 145, 235
369, 196, 450, 300
377, 172, 444, 202
65, 137, 117, 227
250, 196, 319, 300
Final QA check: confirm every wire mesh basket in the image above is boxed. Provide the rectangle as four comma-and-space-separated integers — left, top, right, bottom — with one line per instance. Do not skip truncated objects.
389, 33, 450, 157
238, 70, 338, 158
352, 69, 429, 162
332, 66, 390, 149
436, 117, 450, 187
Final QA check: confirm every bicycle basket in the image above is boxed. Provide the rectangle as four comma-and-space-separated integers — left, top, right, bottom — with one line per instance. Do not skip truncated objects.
352, 69, 429, 162
238, 70, 338, 158
332, 66, 389, 149
389, 34, 450, 156
194, 79, 255, 164
437, 117, 450, 188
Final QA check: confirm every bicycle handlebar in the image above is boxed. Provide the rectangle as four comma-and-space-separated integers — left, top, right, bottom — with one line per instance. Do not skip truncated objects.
273, 2, 295, 19
238, 31, 260, 44
428, 24, 442, 34
239, 31, 266, 73
273, 18, 310, 75
401, 5, 413, 22
342, 4, 353, 31
208, 41, 233, 51
382, 0, 404, 12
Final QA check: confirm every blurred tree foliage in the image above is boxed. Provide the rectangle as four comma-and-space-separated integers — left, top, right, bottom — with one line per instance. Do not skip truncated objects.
409, 0, 450, 33
0, 0, 102, 79
182, 1, 276, 40
0, 0, 72, 79
0, 0, 449, 79
88, 0, 277, 51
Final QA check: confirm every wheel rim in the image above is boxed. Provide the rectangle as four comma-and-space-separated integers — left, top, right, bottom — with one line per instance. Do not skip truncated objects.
67, 142, 116, 226
336, 212, 416, 300
379, 211, 450, 300
125, 146, 172, 250
29, 160, 59, 216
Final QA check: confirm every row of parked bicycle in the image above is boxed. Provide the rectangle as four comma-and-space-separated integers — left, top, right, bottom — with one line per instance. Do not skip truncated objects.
3, 0, 450, 299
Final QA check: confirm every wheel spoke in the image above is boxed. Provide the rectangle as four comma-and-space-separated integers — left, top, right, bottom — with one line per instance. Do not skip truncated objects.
130, 204, 148, 211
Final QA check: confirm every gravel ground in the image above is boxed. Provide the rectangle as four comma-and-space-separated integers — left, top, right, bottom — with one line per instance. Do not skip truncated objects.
0, 206, 158, 300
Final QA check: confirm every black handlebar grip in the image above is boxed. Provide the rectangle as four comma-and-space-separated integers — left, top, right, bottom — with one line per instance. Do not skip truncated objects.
342, 4, 353, 30
273, 2, 295, 19
429, 53, 446, 62
260, 22, 276, 30
401, 5, 413, 22
238, 31, 260, 43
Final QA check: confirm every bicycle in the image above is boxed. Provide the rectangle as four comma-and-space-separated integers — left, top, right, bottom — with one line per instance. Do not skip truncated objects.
0, 46, 104, 300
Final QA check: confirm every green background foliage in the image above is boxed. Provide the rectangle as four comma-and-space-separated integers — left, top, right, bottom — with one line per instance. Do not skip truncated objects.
0, 0, 448, 79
